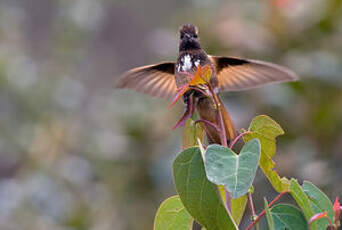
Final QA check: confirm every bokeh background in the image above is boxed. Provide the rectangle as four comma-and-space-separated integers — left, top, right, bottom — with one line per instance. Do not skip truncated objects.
0, 0, 341, 229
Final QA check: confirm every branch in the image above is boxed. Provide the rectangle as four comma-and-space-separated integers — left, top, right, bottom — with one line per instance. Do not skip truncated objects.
229, 131, 250, 149
195, 119, 220, 133
248, 192, 258, 230
207, 85, 227, 147
246, 190, 289, 230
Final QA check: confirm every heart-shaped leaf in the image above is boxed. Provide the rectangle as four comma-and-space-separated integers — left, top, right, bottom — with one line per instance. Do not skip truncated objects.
173, 147, 238, 230
154, 195, 193, 230
243, 115, 290, 193
205, 139, 261, 198
270, 204, 308, 230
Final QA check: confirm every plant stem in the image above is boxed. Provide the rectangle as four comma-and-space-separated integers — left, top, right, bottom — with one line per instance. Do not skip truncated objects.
229, 131, 250, 149
225, 190, 232, 212
208, 85, 227, 147
248, 192, 258, 230
246, 190, 289, 230
326, 217, 335, 230
325, 216, 334, 230
195, 119, 220, 133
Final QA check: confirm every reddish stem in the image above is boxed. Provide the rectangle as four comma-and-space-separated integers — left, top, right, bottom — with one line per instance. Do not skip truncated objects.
229, 131, 250, 149
208, 85, 227, 147
326, 217, 334, 230
246, 190, 289, 230
248, 192, 257, 230
195, 119, 220, 132
225, 190, 232, 213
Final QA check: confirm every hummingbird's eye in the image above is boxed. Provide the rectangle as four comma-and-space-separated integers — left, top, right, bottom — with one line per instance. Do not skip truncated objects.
193, 34, 198, 38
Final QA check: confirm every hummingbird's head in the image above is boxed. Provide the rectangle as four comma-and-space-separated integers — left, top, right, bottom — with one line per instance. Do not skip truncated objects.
179, 24, 201, 51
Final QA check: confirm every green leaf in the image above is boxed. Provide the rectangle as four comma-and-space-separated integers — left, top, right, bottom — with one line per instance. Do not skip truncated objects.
182, 118, 204, 150
154, 196, 193, 230
289, 179, 317, 230
231, 195, 248, 225
303, 181, 334, 229
243, 115, 290, 193
205, 139, 261, 198
173, 147, 238, 230
264, 198, 275, 230
270, 204, 308, 230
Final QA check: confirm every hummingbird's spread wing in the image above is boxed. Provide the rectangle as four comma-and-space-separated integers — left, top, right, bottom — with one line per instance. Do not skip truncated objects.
209, 56, 298, 92
116, 62, 177, 99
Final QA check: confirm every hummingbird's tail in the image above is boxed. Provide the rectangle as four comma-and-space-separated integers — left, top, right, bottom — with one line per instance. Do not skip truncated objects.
196, 96, 236, 145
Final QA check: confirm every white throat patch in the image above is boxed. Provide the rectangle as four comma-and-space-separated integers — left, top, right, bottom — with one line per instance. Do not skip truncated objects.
182, 55, 192, 71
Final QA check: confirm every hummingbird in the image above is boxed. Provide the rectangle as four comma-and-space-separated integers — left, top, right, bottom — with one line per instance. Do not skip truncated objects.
116, 24, 297, 145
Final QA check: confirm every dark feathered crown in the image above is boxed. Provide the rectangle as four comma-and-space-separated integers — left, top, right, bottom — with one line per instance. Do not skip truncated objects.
179, 24, 198, 36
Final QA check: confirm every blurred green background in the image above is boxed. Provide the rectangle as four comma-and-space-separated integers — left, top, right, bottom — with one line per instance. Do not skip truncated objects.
0, 0, 341, 229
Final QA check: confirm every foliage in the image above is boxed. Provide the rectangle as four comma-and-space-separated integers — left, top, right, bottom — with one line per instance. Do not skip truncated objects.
154, 114, 341, 229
